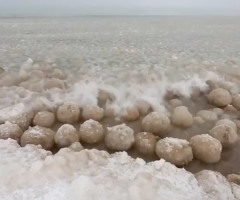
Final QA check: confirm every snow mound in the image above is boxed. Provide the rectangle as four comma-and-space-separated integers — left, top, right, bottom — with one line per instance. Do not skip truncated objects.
0, 139, 239, 200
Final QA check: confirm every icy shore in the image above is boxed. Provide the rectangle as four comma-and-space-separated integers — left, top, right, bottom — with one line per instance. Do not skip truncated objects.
0, 139, 239, 200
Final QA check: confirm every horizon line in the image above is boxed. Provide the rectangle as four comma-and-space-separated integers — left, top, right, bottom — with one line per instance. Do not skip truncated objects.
1, 14, 240, 18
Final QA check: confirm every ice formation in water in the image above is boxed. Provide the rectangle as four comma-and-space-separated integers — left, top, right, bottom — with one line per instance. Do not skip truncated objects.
190, 134, 222, 164
1, 17, 240, 199
0, 58, 240, 171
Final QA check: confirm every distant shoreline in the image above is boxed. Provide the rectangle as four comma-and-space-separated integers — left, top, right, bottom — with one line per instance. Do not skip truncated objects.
0, 15, 240, 19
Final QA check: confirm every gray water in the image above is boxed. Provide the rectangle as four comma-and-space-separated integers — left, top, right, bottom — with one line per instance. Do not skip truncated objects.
0, 16, 240, 79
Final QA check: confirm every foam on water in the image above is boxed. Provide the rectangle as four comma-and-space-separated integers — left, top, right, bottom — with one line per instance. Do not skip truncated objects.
0, 58, 228, 117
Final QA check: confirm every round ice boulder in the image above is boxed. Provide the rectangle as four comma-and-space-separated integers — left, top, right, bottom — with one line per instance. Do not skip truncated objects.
232, 95, 240, 110
0, 121, 23, 142
0, 103, 33, 131
171, 106, 193, 128
124, 107, 140, 121
155, 137, 193, 166
43, 78, 66, 90
20, 126, 55, 150
82, 105, 104, 121
168, 99, 183, 108
79, 119, 104, 144
224, 105, 237, 113
105, 124, 135, 151
51, 68, 67, 80
196, 110, 218, 122
208, 88, 232, 107
137, 100, 150, 115
54, 124, 79, 148
190, 134, 222, 164
57, 103, 80, 124
33, 111, 55, 128
142, 112, 170, 136
212, 108, 224, 117
193, 116, 205, 125
69, 142, 84, 152
19, 78, 44, 92
209, 124, 238, 148
206, 80, 218, 90
135, 132, 157, 155
98, 90, 114, 105
215, 119, 237, 132
104, 105, 116, 118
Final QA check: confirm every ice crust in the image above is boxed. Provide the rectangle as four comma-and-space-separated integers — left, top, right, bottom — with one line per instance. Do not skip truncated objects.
0, 139, 239, 200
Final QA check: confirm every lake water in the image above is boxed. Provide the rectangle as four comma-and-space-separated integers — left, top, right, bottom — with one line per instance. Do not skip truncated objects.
0, 16, 240, 200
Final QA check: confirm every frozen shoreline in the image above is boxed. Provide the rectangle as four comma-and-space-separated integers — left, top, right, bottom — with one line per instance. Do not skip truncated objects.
0, 138, 239, 200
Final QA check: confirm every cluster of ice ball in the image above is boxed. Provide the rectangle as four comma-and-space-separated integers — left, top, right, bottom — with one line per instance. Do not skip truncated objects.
141, 112, 171, 136
209, 119, 238, 148
82, 105, 104, 121
208, 88, 232, 107
33, 111, 56, 127
105, 124, 135, 151
57, 103, 80, 124
0, 103, 33, 131
190, 134, 222, 164
18, 59, 67, 92
79, 119, 104, 144
155, 137, 193, 166
20, 126, 55, 150
54, 124, 79, 148
0, 74, 240, 168
171, 106, 193, 128
135, 132, 157, 155
196, 110, 218, 122
0, 121, 23, 142
145, 82, 240, 165
0, 101, 239, 167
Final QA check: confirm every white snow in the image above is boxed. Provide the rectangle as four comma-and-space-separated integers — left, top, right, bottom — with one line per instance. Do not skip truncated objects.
0, 139, 239, 200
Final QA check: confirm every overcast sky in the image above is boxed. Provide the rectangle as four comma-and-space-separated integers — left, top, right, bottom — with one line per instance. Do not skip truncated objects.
0, 0, 240, 16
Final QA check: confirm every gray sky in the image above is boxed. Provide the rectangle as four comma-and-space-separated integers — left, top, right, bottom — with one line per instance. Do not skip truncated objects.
0, 0, 240, 16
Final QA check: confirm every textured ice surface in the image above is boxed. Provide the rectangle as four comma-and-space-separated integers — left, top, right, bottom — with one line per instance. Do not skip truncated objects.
0, 139, 240, 200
